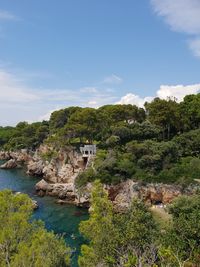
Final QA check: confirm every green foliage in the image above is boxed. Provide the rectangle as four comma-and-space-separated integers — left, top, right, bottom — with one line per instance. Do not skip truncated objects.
78, 180, 117, 266
179, 94, 200, 130
40, 149, 59, 162
145, 97, 180, 139
2, 121, 49, 150
159, 194, 200, 266
0, 127, 16, 148
79, 181, 158, 267
79, 182, 200, 266
2, 94, 200, 187
75, 168, 96, 188
0, 190, 70, 267
49, 107, 82, 133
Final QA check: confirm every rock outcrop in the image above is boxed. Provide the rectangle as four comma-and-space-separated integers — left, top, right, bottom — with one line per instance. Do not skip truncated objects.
0, 151, 11, 160
108, 180, 199, 212
0, 149, 31, 168
0, 146, 89, 206
27, 160, 44, 176
1, 147, 199, 210
0, 159, 18, 169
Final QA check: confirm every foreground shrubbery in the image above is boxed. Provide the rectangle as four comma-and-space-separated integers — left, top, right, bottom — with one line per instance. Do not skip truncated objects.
79, 181, 200, 267
0, 190, 70, 267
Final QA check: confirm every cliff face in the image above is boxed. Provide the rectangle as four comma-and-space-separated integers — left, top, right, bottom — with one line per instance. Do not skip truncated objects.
0, 146, 91, 207
0, 148, 199, 210
108, 180, 190, 212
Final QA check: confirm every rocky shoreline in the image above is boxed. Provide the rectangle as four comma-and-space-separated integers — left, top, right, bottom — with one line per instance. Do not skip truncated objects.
0, 147, 199, 211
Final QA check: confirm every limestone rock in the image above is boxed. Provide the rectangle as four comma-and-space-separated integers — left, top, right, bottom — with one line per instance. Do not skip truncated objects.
27, 160, 44, 176
0, 151, 11, 160
110, 180, 183, 210
43, 163, 58, 183
35, 179, 49, 191
0, 159, 18, 169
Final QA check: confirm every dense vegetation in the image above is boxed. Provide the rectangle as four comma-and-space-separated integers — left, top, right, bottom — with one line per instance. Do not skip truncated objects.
1, 94, 200, 186
0, 190, 70, 267
1, 94, 200, 266
79, 180, 200, 266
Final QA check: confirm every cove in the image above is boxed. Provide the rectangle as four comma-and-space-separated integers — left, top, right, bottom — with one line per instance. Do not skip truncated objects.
0, 163, 88, 267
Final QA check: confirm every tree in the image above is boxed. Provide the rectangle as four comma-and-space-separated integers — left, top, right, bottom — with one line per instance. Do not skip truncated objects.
160, 195, 200, 266
113, 200, 158, 267
179, 93, 200, 130
66, 108, 99, 143
79, 180, 158, 267
49, 107, 82, 132
0, 190, 70, 267
78, 180, 117, 267
98, 104, 145, 124
145, 98, 180, 140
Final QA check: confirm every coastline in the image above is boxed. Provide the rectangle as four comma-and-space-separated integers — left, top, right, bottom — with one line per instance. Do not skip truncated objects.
1, 147, 199, 212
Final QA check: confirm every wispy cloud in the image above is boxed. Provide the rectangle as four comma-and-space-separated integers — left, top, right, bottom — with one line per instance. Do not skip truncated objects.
0, 10, 18, 21
1, 67, 199, 125
0, 69, 118, 125
150, 0, 200, 58
103, 74, 123, 84
189, 38, 200, 57
0, 70, 39, 103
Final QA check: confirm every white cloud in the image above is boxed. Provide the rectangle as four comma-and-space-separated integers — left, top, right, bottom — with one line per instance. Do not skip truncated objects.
0, 10, 18, 21
151, 0, 200, 57
151, 0, 200, 34
103, 74, 123, 84
117, 83, 200, 106
88, 100, 97, 105
117, 93, 153, 107
157, 84, 200, 101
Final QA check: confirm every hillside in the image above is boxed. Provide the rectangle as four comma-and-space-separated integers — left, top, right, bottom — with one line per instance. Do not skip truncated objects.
1, 94, 200, 189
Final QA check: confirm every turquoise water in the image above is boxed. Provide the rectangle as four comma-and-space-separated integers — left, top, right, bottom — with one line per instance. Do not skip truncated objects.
0, 164, 88, 267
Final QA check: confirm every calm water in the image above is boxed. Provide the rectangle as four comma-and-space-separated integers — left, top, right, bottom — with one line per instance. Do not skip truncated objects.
0, 163, 88, 267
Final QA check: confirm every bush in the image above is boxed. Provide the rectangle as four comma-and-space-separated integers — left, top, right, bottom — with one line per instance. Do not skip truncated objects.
0, 190, 70, 266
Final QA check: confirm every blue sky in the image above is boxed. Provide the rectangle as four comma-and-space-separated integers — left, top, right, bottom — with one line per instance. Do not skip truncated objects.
0, 0, 200, 125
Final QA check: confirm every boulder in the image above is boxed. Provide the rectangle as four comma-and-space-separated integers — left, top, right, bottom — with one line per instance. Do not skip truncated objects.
0, 151, 10, 160
43, 164, 58, 183
27, 160, 44, 176
0, 159, 18, 169
35, 179, 49, 191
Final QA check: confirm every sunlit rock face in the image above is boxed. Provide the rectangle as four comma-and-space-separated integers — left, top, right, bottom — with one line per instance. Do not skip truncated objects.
108, 180, 199, 212
1, 147, 199, 210
0, 159, 18, 169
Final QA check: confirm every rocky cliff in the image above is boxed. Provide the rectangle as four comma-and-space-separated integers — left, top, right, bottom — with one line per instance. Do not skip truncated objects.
0, 146, 91, 207
0, 147, 199, 210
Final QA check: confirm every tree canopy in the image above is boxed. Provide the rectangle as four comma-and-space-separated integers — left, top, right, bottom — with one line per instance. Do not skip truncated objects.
0, 190, 70, 267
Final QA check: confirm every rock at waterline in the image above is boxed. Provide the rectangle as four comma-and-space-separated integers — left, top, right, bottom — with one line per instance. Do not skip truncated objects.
0, 159, 18, 169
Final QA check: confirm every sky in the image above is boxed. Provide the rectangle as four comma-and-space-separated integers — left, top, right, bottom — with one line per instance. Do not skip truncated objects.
0, 0, 200, 125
